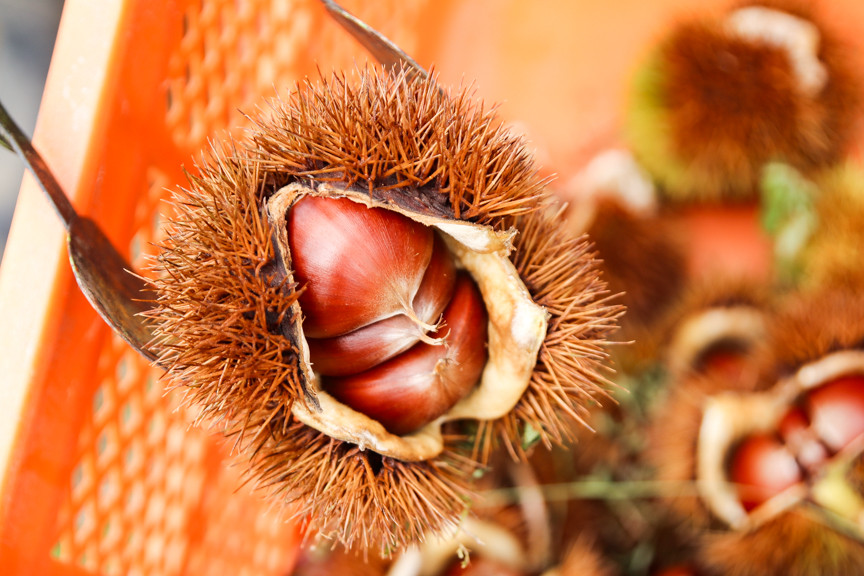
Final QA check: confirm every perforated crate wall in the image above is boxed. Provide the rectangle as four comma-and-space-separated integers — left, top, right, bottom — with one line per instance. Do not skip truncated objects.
0, 1, 429, 574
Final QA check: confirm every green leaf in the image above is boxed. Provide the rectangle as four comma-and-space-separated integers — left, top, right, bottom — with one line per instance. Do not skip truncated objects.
760, 163, 818, 285
521, 422, 542, 451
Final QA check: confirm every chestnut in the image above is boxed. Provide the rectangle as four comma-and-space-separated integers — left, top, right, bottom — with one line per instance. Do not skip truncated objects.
652, 289, 864, 575
727, 433, 803, 512
694, 340, 753, 382
289, 194, 443, 338
778, 406, 829, 471
304, 232, 457, 376
324, 272, 488, 435
149, 65, 620, 553
804, 375, 864, 453
664, 290, 768, 382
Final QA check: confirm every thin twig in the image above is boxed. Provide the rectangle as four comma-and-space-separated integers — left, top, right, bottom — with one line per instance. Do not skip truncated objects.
479, 479, 703, 507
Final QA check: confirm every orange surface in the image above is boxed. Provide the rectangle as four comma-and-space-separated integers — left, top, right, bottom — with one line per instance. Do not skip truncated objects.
0, 1, 862, 575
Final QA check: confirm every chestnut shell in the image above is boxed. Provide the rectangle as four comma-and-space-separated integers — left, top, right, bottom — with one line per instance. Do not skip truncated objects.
269, 182, 549, 462
149, 67, 620, 552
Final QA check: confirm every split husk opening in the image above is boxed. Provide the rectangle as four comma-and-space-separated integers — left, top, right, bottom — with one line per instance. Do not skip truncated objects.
268, 181, 549, 462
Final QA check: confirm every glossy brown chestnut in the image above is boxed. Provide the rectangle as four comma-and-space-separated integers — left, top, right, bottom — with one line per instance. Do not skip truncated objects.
323, 272, 488, 436
778, 406, 829, 472
289, 194, 436, 338
805, 375, 864, 453
728, 433, 803, 512
306, 234, 457, 376
694, 339, 751, 382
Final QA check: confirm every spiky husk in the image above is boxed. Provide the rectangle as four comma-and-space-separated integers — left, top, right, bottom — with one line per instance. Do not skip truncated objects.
151, 148, 306, 422
252, 68, 549, 225
586, 200, 685, 331
664, 277, 773, 325
649, 287, 864, 569
150, 65, 554, 419
649, 378, 864, 574
699, 510, 864, 576
770, 288, 864, 373
556, 534, 617, 576
661, 277, 775, 379
473, 205, 622, 462
626, 1, 860, 203
645, 368, 769, 532
799, 163, 864, 290
645, 374, 725, 531
235, 410, 478, 553
582, 199, 686, 371
150, 66, 619, 553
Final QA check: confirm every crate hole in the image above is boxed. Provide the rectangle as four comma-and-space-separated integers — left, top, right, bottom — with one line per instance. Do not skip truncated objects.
120, 398, 142, 433
253, 540, 267, 565
165, 87, 176, 120
93, 386, 105, 414
146, 455, 168, 487
74, 503, 95, 541
96, 427, 119, 464
146, 372, 157, 395
118, 352, 142, 393
164, 497, 184, 532
269, 545, 286, 571
146, 531, 167, 567
115, 355, 129, 382
71, 459, 94, 501
99, 514, 123, 556
92, 382, 116, 426
98, 471, 120, 510
72, 462, 85, 490
103, 558, 121, 576
124, 482, 146, 516
124, 441, 143, 475
165, 539, 186, 574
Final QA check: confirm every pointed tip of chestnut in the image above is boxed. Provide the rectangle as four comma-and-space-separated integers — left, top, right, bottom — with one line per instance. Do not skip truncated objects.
289, 194, 435, 338
306, 233, 457, 376
728, 433, 803, 511
323, 272, 488, 435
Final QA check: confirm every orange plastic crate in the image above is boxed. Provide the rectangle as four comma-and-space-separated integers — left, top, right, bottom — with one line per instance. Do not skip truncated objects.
0, 2, 433, 574
2, 1, 863, 575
